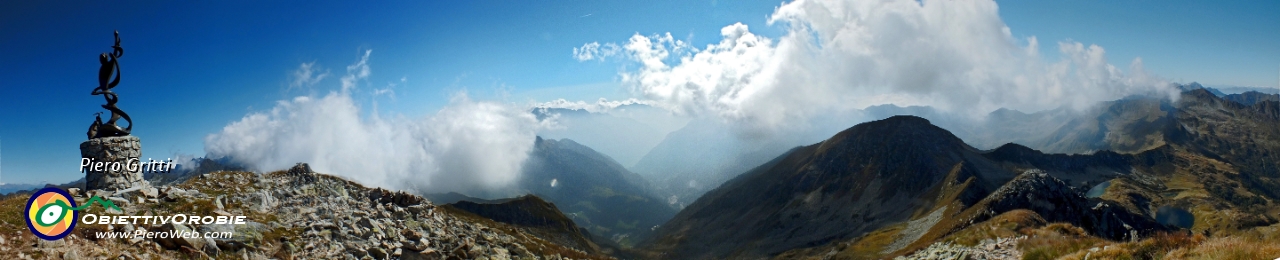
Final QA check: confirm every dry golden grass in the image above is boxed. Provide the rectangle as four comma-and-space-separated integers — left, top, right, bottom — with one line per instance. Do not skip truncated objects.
0, 193, 31, 233
774, 206, 1277, 260
1162, 236, 1280, 260
1051, 231, 1280, 260
1068, 232, 1204, 260
770, 223, 907, 260
840, 223, 907, 259
1018, 223, 1111, 260
943, 209, 1045, 246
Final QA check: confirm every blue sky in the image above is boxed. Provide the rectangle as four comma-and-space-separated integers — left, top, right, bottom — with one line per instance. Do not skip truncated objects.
997, 1, 1278, 86
1, 0, 1277, 185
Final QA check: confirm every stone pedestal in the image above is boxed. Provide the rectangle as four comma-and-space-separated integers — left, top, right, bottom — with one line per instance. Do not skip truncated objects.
80, 135, 150, 191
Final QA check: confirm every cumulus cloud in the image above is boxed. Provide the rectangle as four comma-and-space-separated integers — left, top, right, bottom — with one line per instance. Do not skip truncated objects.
579, 0, 1175, 137
206, 52, 547, 194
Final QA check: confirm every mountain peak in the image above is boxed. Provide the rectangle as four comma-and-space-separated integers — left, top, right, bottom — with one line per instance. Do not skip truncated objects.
1176, 82, 1206, 91
820, 115, 968, 154
843, 115, 948, 137
646, 114, 999, 258
881, 114, 933, 125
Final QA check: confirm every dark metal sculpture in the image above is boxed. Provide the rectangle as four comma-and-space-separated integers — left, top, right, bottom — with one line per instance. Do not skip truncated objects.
88, 31, 132, 139
86, 112, 102, 140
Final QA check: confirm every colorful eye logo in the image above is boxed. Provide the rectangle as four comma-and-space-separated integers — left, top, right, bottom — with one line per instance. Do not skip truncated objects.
24, 187, 78, 240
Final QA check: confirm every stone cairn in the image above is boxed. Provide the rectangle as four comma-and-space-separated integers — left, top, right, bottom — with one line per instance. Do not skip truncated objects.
81, 136, 147, 191
81, 31, 149, 192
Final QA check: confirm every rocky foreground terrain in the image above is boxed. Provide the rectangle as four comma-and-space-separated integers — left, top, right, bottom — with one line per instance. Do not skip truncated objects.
0, 163, 612, 260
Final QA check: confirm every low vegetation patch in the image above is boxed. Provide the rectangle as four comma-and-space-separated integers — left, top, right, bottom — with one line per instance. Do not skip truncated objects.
944, 209, 1046, 246
1163, 236, 1280, 259
1018, 223, 1111, 260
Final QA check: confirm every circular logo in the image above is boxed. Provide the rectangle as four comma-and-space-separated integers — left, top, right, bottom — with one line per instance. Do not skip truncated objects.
24, 187, 78, 240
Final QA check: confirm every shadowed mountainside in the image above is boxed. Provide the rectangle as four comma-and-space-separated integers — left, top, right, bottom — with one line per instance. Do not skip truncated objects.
517, 137, 677, 246
641, 116, 1170, 259
446, 195, 601, 254
643, 88, 1280, 259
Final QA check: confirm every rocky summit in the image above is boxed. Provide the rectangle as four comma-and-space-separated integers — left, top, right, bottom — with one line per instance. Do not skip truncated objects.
0, 163, 612, 260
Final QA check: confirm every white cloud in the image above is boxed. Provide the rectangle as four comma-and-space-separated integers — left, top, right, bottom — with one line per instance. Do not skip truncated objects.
373, 77, 404, 100
531, 98, 661, 113
572, 42, 622, 62
583, 0, 1176, 138
288, 62, 329, 90
341, 50, 372, 93
206, 51, 548, 194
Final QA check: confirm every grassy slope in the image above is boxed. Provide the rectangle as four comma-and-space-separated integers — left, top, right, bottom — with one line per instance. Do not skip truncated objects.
771, 144, 1280, 259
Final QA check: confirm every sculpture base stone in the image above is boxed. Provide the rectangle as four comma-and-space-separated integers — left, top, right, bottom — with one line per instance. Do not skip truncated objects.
80, 136, 150, 192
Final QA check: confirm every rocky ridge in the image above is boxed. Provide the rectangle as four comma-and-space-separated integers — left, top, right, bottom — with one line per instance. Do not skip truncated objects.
0, 163, 610, 260
974, 171, 1167, 241
892, 236, 1024, 260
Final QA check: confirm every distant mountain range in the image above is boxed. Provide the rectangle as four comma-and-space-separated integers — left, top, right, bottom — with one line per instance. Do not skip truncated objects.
0, 183, 44, 195
1205, 84, 1280, 95
640, 116, 1168, 258
625, 88, 1207, 213
623, 89, 1176, 211
1223, 91, 1280, 106
632, 88, 1280, 259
